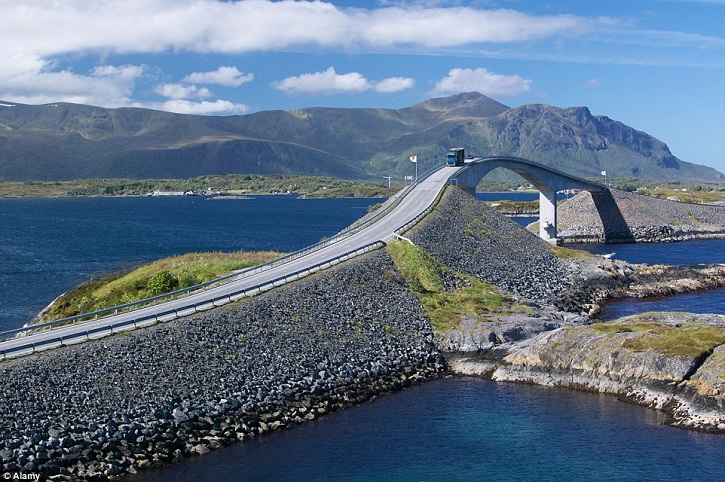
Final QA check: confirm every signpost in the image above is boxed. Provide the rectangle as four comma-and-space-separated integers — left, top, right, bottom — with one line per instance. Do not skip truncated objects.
410, 155, 418, 181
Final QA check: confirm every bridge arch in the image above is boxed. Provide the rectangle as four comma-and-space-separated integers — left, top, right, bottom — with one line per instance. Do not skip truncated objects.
449, 156, 607, 243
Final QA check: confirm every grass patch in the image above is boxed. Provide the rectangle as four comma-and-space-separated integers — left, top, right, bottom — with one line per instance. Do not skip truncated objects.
548, 245, 597, 260
589, 320, 725, 358
40, 250, 282, 322
634, 186, 725, 204
386, 241, 444, 293
419, 279, 509, 332
386, 241, 526, 332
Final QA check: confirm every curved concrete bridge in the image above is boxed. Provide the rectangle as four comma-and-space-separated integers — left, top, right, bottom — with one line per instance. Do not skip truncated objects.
0, 157, 610, 357
451, 156, 607, 243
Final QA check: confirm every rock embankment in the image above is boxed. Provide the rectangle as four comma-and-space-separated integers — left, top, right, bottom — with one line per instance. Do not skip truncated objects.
559, 189, 725, 242
448, 312, 725, 433
408, 187, 574, 305
0, 251, 444, 480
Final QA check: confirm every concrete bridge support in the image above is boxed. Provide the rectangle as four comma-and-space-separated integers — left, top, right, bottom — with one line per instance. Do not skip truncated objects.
538, 188, 559, 244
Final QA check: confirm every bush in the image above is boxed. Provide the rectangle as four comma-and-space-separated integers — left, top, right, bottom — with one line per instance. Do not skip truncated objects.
177, 268, 201, 288
146, 270, 179, 296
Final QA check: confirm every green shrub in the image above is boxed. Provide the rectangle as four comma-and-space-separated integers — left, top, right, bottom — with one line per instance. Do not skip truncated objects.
177, 268, 201, 288
147, 270, 179, 296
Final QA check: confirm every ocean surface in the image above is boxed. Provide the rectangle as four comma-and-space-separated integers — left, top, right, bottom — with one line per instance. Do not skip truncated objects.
0, 195, 380, 333
2, 193, 725, 480
135, 377, 725, 482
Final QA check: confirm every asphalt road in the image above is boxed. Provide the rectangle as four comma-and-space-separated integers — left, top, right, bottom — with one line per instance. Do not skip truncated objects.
0, 165, 461, 358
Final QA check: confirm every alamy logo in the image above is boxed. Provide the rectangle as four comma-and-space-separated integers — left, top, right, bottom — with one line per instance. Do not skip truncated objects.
2, 473, 41, 481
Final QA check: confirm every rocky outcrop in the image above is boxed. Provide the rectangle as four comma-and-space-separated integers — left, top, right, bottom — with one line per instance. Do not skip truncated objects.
673, 341, 725, 431
559, 189, 725, 243
448, 312, 725, 433
411, 188, 725, 433
0, 251, 444, 480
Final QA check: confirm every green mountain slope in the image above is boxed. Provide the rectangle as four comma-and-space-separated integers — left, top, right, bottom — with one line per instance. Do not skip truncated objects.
0, 92, 721, 183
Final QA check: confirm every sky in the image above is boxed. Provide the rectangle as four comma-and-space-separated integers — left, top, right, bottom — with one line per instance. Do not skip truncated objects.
2, 0, 725, 172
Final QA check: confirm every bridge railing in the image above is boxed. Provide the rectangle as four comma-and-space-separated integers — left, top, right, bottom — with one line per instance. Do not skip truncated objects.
468, 156, 608, 191
0, 164, 446, 348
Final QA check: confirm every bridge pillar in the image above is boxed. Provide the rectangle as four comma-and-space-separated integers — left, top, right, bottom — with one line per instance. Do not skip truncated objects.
538, 188, 561, 244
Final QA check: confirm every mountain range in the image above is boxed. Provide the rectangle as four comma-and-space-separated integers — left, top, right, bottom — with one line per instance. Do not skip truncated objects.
0, 92, 721, 183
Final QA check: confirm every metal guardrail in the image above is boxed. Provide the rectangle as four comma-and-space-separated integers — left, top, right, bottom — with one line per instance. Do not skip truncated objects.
0, 241, 385, 359
0, 163, 448, 358
0, 166, 445, 342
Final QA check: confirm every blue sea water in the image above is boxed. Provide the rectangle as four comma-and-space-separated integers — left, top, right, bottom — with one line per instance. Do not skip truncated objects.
136, 377, 725, 482
0, 195, 380, 333
568, 240, 725, 320
3, 194, 725, 480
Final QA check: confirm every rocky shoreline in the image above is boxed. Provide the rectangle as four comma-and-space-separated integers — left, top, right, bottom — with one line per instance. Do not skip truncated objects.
446, 311, 725, 434
559, 188, 725, 243
406, 187, 725, 434
3, 186, 725, 480
0, 251, 445, 480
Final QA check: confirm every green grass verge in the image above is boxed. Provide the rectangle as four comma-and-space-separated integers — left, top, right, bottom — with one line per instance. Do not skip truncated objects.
39, 250, 283, 322
589, 319, 725, 358
386, 240, 526, 332
386, 241, 444, 294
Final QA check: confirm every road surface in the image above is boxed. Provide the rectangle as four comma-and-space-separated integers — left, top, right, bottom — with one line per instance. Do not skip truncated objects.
0, 165, 461, 358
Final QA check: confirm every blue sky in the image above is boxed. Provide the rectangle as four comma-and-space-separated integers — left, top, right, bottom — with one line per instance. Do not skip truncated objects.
2, 0, 725, 172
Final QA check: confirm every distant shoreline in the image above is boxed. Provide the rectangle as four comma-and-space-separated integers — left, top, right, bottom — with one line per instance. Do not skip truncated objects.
0, 174, 401, 199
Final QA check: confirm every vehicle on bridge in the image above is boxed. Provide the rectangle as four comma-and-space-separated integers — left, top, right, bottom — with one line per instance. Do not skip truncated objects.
446, 148, 466, 167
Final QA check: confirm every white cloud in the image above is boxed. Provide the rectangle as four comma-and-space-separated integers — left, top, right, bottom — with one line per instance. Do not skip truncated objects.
273, 67, 371, 95
0, 62, 146, 107
154, 83, 212, 100
273, 67, 414, 95
139, 99, 249, 115
374, 77, 415, 93
431, 68, 532, 97
5, 1, 713, 110
183, 66, 254, 87
0, 1, 601, 58
586, 78, 602, 88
